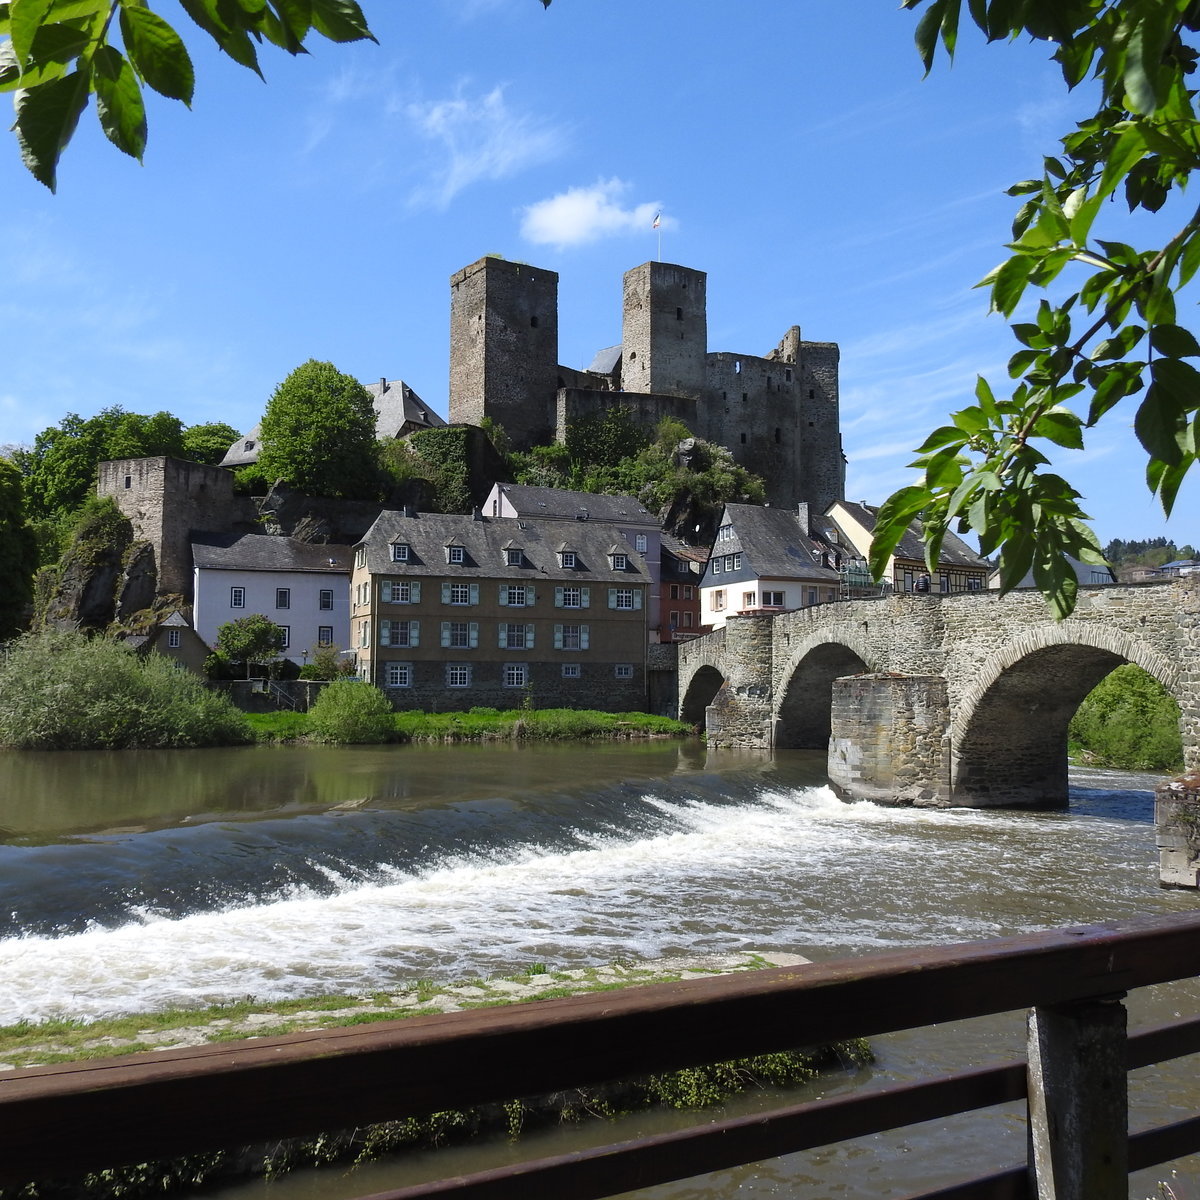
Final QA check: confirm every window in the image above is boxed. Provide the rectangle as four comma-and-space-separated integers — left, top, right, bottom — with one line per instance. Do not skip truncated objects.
319, 588, 334, 611
683, 585, 694, 600
123, 474, 132, 490
504, 663, 528, 688
556, 585, 589, 609
560, 550, 577, 569
785, 368, 793, 383
611, 552, 628, 570
446, 663, 472, 688
447, 544, 465, 564
384, 580, 420, 604
501, 584, 528, 607
716, 524, 735, 542
555, 623, 589, 650
670, 610, 680, 628
635, 534, 647, 553
712, 590, 726, 611
276, 588, 290, 610
444, 582, 478, 605
683, 611, 694, 628
392, 543, 409, 562
740, 432, 747, 444
229, 586, 246, 609
724, 554, 741, 572
441, 621, 477, 649
763, 591, 785, 607
808, 589, 817, 606
500, 622, 534, 649
614, 664, 634, 680
167, 629, 181, 648
562, 663, 580, 679
244, 440, 255, 452
670, 584, 680, 600
386, 662, 412, 688
743, 591, 757, 608
355, 547, 366, 569
358, 619, 370, 648
277, 625, 290, 649
609, 588, 640, 610
505, 548, 523, 567
940, 574, 950, 594
713, 559, 722, 575
968, 577, 983, 591
318, 626, 334, 645
382, 620, 420, 647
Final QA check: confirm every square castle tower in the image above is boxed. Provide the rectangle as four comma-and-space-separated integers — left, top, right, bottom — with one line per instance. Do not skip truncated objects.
448, 256, 844, 515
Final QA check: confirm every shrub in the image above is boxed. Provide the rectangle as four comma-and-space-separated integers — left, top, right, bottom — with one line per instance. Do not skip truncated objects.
1069, 663, 1183, 772
0, 630, 251, 750
307, 679, 395, 744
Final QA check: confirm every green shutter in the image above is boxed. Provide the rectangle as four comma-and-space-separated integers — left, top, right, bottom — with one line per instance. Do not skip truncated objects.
608, 589, 617, 609
526, 624, 535, 649
498, 624, 507, 649
410, 621, 420, 647
499, 585, 509, 606
555, 586, 564, 608
441, 621, 451, 648
380, 619, 391, 645
441, 582, 451, 604
470, 583, 479, 605
411, 581, 421, 604
580, 625, 590, 650
554, 623, 563, 649
469, 622, 479, 649
581, 587, 590, 609
634, 590, 643, 611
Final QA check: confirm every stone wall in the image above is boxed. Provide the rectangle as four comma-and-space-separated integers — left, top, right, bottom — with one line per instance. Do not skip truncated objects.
621, 262, 708, 399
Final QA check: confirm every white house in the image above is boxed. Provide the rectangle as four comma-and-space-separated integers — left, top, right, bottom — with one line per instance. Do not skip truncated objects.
192, 534, 351, 665
699, 504, 841, 630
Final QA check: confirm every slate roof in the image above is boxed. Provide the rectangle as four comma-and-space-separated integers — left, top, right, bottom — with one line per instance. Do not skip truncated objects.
364, 378, 447, 439
220, 426, 262, 468
192, 533, 352, 573
711, 503, 841, 583
660, 532, 709, 564
359, 511, 652, 584
494, 483, 657, 526
833, 500, 988, 570
587, 345, 622, 374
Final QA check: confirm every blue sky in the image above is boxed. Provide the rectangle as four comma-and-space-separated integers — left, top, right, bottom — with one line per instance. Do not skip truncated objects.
1, 0, 1195, 549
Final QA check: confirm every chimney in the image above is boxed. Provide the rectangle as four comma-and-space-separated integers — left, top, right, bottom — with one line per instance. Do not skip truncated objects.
796, 502, 810, 534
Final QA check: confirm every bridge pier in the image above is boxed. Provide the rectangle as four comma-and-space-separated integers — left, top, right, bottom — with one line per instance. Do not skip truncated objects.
828, 673, 950, 806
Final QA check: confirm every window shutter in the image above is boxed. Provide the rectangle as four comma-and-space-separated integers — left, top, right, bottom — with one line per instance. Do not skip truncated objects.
499, 585, 509, 606
382, 581, 391, 603
441, 582, 451, 604
380, 620, 391, 645
634, 590, 643, 611
581, 587, 590, 609
469, 583, 479, 605
410, 621, 420, 647
441, 621, 451, 648
498, 624, 508, 649
608, 589, 617, 609
555, 586, 564, 608
581, 625, 590, 650
526, 624, 535, 649
469, 622, 479, 649
554, 624, 563, 649
411, 582, 420, 603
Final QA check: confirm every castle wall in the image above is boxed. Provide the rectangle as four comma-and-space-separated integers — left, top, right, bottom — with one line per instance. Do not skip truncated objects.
556, 388, 702, 445
97, 457, 246, 598
796, 341, 844, 516
449, 257, 559, 449
621, 262, 708, 399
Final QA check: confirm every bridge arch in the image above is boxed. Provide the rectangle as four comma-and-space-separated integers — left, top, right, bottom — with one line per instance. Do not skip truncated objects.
680, 664, 726, 727
951, 622, 1181, 808
774, 628, 875, 750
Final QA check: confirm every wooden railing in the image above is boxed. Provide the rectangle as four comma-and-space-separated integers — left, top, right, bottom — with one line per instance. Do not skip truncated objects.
5, 912, 1200, 1199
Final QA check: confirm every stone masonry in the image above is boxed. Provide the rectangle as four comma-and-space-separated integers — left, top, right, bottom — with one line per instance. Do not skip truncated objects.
678, 579, 1200, 810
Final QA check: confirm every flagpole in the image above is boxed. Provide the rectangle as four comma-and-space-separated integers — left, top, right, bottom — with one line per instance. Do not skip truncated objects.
653, 212, 662, 261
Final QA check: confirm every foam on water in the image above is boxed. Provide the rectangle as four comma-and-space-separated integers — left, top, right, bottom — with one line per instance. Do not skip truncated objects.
0, 773, 1183, 1027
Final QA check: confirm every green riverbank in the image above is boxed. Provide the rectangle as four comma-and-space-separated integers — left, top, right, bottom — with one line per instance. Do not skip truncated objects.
0, 952, 872, 1200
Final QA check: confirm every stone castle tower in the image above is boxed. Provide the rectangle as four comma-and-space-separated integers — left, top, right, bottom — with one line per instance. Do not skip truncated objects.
447, 255, 845, 515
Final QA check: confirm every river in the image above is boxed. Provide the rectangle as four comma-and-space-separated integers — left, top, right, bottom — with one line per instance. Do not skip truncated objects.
1, 742, 1197, 1198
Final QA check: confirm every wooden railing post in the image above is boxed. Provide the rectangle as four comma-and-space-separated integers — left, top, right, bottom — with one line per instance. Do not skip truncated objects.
1027, 997, 1128, 1200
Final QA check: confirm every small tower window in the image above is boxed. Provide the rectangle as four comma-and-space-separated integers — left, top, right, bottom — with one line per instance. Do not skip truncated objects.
775, 428, 782, 443
740, 432, 747, 444
808, 388, 815, 399
530, 315, 539, 328
123, 475, 132, 490
785, 368, 793, 383
676, 307, 683, 320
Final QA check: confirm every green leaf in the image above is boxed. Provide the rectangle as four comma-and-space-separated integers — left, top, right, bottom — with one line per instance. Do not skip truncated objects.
1032, 534, 1078, 621
13, 65, 88, 189
119, 5, 194, 103
1032, 409, 1085, 449
974, 375, 999, 422
267, 0, 314, 43
914, 425, 968, 453
177, 0, 263, 76
10, 0, 52, 68
869, 485, 930, 580
92, 44, 145, 159
1146, 451, 1196, 517
995, 530, 1035, 596
1135, 379, 1186, 465
1149, 324, 1200, 359
1096, 123, 1148, 203
987, 254, 1035, 317
923, 446, 965, 490
310, 0, 374, 43
913, 0, 948, 72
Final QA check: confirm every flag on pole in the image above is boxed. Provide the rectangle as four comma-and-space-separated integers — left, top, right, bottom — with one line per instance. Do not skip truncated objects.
652, 212, 661, 229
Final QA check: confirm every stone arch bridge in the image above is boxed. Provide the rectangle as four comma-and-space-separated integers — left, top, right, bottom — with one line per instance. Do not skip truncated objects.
677, 579, 1199, 810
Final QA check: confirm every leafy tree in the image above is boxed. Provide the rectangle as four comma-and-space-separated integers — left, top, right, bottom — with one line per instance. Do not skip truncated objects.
874, 2, 1200, 619
307, 678, 395, 743
298, 641, 354, 680
214, 613, 285, 678
17, 406, 186, 520
0, 459, 37, 640
1069, 662, 1183, 772
182, 421, 242, 466
0, 0, 374, 191
258, 359, 380, 500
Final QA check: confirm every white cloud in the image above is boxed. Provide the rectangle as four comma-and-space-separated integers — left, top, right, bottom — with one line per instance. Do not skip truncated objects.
405, 84, 564, 208
520, 179, 676, 248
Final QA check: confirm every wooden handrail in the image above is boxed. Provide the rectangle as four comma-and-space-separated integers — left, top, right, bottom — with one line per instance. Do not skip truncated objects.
4, 912, 1200, 1194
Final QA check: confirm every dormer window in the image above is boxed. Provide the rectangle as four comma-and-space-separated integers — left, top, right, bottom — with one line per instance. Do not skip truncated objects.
505, 548, 524, 567
244, 440, 255, 452
560, 549, 577, 569
392, 542, 410, 562
611, 552, 628, 571
447, 544, 465, 565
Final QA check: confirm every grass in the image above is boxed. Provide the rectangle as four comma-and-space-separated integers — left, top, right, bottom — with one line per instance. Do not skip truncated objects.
246, 706, 693, 745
